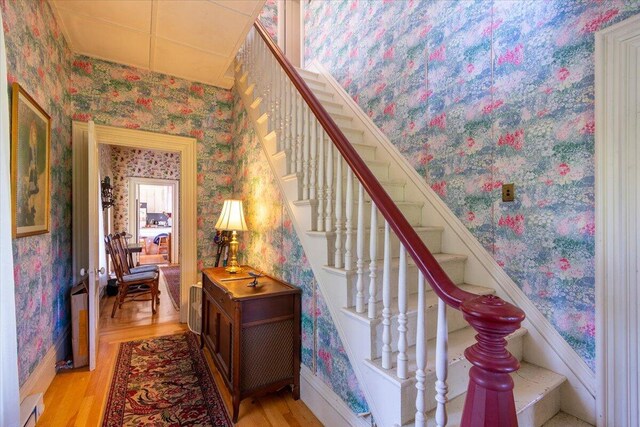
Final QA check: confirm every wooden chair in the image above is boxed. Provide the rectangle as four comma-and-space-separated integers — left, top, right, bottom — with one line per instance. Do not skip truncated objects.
105, 234, 160, 318
115, 231, 158, 274
157, 233, 171, 263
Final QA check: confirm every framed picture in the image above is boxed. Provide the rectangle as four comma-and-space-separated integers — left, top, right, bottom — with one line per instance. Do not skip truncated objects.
11, 82, 51, 238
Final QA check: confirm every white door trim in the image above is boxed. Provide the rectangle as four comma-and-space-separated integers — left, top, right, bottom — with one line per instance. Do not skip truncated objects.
595, 14, 640, 427
73, 122, 197, 323
128, 177, 180, 264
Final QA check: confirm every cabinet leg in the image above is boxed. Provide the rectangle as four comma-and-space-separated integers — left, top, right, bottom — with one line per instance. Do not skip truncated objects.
232, 395, 240, 423
292, 383, 300, 400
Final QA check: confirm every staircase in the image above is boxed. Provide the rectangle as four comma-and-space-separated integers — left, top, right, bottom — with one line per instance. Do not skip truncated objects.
234, 22, 592, 427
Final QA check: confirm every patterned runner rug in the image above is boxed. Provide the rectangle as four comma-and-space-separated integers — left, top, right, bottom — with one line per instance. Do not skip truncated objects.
102, 333, 231, 426
159, 265, 180, 311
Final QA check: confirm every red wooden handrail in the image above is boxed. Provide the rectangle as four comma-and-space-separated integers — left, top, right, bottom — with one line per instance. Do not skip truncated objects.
253, 20, 525, 426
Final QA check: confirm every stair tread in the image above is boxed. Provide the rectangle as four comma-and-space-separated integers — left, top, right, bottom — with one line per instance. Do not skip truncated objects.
366, 326, 527, 383
322, 253, 467, 276
308, 225, 443, 235
296, 67, 321, 80
343, 283, 494, 323
542, 412, 593, 427
293, 198, 423, 208
424, 362, 565, 426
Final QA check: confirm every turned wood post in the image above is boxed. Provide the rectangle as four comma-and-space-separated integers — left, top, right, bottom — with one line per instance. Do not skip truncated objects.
460, 295, 525, 427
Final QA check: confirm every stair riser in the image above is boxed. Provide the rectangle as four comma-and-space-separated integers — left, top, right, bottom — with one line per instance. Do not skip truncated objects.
373, 306, 476, 358
329, 228, 443, 268
402, 334, 524, 424
314, 91, 336, 103
340, 128, 364, 144
308, 199, 422, 231
305, 79, 326, 91
516, 386, 561, 427
344, 260, 466, 307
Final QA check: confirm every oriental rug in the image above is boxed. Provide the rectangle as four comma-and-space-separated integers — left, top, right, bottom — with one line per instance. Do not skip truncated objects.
159, 265, 181, 311
102, 333, 231, 426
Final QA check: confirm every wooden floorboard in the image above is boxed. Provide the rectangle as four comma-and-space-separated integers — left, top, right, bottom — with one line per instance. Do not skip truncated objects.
38, 276, 321, 426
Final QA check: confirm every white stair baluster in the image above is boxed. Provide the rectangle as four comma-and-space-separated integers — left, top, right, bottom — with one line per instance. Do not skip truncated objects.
381, 221, 392, 369
325, 139, 333, 234
269, 55, 276, 131
288, 81, 296, 174
310, 116, 317, 203
302, 105, 310, 200
295, 94, 303, 178
334, 157, 343, 268
355, 183, 365, 313
368, 202, 378, 319
344, 168, 354, 270
277, 67, 284, 150
284, 80, 291, 174
316, 129, 325, 232
415, 271, 427, 426
397, 244, 408, 379
435, 298, 449, 427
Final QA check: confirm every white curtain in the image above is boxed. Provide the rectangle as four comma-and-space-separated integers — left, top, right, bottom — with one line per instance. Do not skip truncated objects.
0, 7, 21, 427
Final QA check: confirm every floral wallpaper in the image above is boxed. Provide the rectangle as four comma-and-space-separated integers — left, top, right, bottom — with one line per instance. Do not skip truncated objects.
258, 0, 278, 43
2, 0, 74, 385
108, 146, 180, 233
305, 0, 640, 369
233, 93, 369, 414
70, 56, 235, 269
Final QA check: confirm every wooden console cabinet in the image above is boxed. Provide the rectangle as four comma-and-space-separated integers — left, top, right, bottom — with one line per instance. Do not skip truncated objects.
201, 266, 301, 422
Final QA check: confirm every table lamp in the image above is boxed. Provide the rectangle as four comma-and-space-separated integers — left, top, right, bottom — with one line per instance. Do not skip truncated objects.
215, 199, 248, 273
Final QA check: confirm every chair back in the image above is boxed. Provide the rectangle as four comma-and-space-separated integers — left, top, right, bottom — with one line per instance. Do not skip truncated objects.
112, 232, 133, 275
105, 234, 127, 281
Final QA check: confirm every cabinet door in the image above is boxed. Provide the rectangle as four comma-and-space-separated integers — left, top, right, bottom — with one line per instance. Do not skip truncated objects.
202, 289, 218, 353
216, 310, 233, 383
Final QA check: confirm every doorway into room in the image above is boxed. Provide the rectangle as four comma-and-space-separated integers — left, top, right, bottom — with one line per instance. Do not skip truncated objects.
130, 178, 179, 266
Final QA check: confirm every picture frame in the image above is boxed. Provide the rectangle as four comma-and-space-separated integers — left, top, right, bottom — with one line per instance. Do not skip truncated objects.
11, 82, 51, 238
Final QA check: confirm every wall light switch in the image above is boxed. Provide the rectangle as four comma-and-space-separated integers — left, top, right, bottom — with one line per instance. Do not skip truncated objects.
502, 183, 515, 202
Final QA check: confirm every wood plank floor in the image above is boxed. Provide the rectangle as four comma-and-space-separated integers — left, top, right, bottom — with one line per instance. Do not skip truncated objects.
38, 275, 321, 426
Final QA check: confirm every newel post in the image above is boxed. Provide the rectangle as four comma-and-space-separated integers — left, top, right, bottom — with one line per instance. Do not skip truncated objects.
460, 295, 525, 427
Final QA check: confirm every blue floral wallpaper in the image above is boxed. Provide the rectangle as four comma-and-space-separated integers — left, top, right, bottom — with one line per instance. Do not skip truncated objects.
258, 0, 278, 43
70, 56, 235, 270
2, 0, 74, 386
233, 93, 369, 414
304, 0, 640, 369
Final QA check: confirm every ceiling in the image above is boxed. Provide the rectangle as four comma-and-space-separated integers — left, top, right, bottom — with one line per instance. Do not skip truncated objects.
49, 0, 266, 89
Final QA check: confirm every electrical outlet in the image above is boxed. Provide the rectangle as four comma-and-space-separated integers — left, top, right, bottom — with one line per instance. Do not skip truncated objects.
502, 183, 515, 202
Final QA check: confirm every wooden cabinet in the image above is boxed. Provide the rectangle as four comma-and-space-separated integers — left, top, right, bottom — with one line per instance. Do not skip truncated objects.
201, 266, 301, 422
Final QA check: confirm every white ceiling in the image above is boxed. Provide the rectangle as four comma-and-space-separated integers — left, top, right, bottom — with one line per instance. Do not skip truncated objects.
49, 0, 266, 89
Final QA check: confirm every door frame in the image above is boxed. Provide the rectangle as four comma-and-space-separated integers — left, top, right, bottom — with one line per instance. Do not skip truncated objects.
128, 177, 180, 264
595, 14, 640, 427
73, 122, 197, 323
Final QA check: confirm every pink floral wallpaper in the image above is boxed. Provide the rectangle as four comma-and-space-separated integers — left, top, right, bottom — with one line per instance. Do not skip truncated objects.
70, 56, 235, 270
305, 0, 640, 369
233, 93, 369, 414
258, 0, 278, 43
2, 0, 74, 386
108, 147, 180, 233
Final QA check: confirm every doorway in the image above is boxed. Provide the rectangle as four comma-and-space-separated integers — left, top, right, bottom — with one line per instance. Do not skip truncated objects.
129, 178, 179, 266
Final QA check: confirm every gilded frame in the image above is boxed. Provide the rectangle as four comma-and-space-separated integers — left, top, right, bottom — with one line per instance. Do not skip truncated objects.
11, 82, 51, 238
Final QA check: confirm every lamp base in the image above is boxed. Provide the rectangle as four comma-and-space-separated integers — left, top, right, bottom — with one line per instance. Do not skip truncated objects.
225, 265, 242, 274
226, 230, 242, 273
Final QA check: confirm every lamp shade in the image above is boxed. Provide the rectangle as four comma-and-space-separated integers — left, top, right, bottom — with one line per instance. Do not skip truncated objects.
215, 199, 248, 231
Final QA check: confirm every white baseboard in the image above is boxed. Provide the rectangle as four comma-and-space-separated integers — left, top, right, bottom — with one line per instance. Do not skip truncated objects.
300, 366, 370, 427
19, 327, 69, 403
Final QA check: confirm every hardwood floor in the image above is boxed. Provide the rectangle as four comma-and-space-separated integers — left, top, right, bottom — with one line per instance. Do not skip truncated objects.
38, 275, 321, 426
